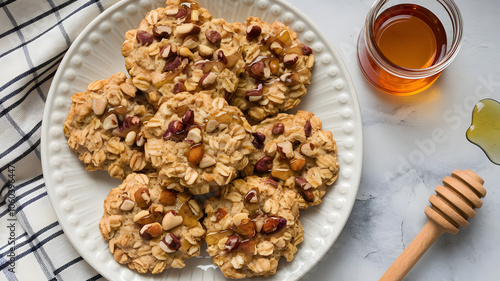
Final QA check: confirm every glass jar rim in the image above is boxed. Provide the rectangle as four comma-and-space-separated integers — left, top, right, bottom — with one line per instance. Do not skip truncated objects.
364, 0, 463, 79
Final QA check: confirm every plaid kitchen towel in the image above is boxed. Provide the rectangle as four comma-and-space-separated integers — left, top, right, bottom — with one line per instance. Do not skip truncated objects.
0, 0, 120, 280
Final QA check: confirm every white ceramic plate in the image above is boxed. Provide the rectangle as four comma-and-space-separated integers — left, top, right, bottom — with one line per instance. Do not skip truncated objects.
41, 0, 363, 280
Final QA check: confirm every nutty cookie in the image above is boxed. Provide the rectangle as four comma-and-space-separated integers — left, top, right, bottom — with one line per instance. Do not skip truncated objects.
228, 17, 315, 121
143, 92, 254, 194
121, 0, 247, 108
245, 110, 339, 209
63, 72, 155, 179
99, 173, 205, 274
203, 176, 303, 279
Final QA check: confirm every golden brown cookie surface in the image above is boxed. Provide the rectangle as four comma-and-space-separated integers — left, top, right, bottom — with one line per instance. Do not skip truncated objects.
63, 72, 155, 179
144, 92, 254, 194
99, 173, 205, 273
203, 176, 303, 279
229, 17, 315, 121
245, 110, 339, 209
121, 0, 247, 108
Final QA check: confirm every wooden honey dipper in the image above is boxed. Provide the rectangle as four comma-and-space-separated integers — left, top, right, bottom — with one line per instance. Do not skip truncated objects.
380, 169, 486, 281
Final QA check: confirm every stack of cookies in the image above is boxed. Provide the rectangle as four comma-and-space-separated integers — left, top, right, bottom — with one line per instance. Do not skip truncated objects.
63, 0, 339, 278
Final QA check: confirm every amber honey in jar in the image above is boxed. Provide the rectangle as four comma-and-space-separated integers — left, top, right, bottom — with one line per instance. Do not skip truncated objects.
357, 0, 463, 95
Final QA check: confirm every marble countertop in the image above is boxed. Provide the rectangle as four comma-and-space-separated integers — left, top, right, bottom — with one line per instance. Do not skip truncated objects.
287, 0, 500, 280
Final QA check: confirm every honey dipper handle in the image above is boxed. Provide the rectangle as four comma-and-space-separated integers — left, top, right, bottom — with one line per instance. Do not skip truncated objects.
379, 219, 445, 281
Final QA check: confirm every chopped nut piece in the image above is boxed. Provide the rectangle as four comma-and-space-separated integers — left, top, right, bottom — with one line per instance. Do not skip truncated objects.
276, 141, 294, 159
166, 120, 185, 136
217, 50, 227, 64
295, 177, 312, 191
139, 222, 162, 239
302, 188, 315, 202
92, 97, 107, 115
264, 178, 279, 187
300, 142, 318, 157
215, 207, 227, 222
249, 61, 265, 79
236, 218, 256, 237
133, 210, 150, 223
183, 35, 198, 49
186, 127, 202, 143
255, 218, 264, 233
188, 144, 203, 165
261, 217, 280, 234
160, 44, 176, 59
199, 72, 217, 89
301, 44, 313, 55
134, 187, 151, 209
136, 30, 154, 46
254, 156, 273, 173
283, 53, 299, 67
179, 46, 194, 58
205, 119, 219, 133
272, 123, 284, 135
239, 239, 256, 255
136, 131, 145, 146
304, 120, 312, 137
269, 58, 280, 74
159, 189, 177, 205
153, 25, 172, 38
199, 154, 216, 168
162, 211, 183, 231
251, 132, 266, 149
119, 199, 136, 211
163, 56, 184, 72
181, 109, 194, 126
125, 131, 136, 146
173, 81, 186, 94
159, 233, 181, 253
112, 116, 140, 137
224, 234, 240, 252
198, 44, 214, 58
244, 189, 258, 203
102, 114, 119, 130
246, 84, 263, 102
176, 23, 195, 35
246, 24, 262, 40
205, 29, 221, 45
270, 41, 283, 55
289, 157, 306, 171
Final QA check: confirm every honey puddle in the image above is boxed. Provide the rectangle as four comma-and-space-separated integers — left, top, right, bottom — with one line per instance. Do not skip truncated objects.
466, 99, 500, 164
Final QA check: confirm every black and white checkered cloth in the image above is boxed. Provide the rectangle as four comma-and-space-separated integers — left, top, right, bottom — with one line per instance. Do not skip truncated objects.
0, 1, 119, 280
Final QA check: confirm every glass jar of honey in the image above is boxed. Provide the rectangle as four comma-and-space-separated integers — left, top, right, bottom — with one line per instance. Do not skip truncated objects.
357, 0, 463, 95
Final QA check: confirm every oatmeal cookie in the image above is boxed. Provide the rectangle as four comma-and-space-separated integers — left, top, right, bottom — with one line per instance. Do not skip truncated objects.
203, 176, 303, 279
121, 0, 247, 108
63, 72, 155, 179
99, 173, 205, 273
143, 92, 254, 194
228, 17, 315, 121
245, 110, 339, 209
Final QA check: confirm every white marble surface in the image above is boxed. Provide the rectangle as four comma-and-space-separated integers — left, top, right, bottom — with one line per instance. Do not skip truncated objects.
287, 0, 500, 280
